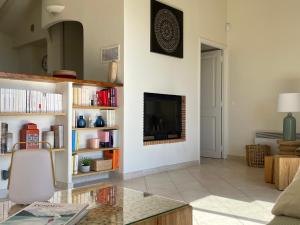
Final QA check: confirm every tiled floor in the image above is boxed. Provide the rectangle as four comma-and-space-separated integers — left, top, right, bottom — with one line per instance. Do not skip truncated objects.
0, 158, 281, 225
115, 158, 281, 225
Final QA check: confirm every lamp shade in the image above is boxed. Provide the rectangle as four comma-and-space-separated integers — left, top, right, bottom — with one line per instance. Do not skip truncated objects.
277, 93, 300, 112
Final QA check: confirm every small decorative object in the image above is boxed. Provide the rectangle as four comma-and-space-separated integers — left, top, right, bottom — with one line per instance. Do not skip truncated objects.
151, 0, 183, 58
77, 115, 86, 128
20, 123, 39, 149
52, 70, 77, 79
88, 138, 100, 149
277, 93, 300, 141
6, 133, 13, 152
94, 115, 105, 127
246, 144, 271, 168
87, 116, 94, 128
1, 170, 9, 180
91, 99, 95, 106
42, 131, 54, 148
79, 158, 92, 173
108, 61, 118, 83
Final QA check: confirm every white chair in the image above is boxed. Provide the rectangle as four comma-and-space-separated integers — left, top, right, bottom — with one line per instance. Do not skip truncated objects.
8, 142, 55, 205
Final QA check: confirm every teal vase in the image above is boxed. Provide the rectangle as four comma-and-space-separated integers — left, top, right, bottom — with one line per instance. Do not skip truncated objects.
283, 112, 296, 141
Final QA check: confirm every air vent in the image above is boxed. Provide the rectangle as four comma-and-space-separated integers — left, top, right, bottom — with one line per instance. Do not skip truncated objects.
101, 45, 120, 63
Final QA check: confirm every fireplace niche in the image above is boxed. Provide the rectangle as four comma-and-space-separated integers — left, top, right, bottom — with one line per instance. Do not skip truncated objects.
143, 92, 186, 145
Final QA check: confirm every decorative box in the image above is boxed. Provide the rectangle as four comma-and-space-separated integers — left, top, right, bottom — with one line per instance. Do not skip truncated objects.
91, 158, 112, 172
20, 123, 39, 149
104, 150, 119, 169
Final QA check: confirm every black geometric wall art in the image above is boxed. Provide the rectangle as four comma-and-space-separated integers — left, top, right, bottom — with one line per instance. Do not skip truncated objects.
150, 0, 183, 58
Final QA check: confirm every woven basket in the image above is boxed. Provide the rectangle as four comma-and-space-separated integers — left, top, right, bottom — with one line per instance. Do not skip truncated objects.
246, 144, 271, 168
91, 158, 112, 172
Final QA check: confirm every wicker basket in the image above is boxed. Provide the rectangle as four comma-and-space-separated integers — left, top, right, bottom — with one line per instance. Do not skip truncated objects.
246, 144, 271, 168
91, 158, 112, 172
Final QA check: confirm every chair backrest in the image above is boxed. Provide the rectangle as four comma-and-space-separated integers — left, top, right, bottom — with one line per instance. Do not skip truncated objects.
8, 149, 55, 204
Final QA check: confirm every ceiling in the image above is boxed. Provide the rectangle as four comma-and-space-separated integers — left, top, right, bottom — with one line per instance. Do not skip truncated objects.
0, 0, 36, 34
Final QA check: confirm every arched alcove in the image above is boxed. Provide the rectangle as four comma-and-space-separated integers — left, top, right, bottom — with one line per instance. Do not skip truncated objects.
47, 21, 84, 79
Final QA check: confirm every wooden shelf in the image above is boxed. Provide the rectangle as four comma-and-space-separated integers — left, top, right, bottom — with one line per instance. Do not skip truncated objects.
0, 72, 123, 88
52, 148, 65, 152
75, 147, 119, 154
0, 112, 66, 116
0, 148, 65, 157
73, 105, 117, 110
0, 153, 12, 157
73, 126, 118, 131
73, 169, 118, 178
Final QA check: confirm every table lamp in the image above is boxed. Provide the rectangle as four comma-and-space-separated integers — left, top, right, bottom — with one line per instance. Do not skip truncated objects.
277, 93, 300, 141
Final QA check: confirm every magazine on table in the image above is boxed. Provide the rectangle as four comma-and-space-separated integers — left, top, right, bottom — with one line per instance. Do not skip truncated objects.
1, 201, 89, 225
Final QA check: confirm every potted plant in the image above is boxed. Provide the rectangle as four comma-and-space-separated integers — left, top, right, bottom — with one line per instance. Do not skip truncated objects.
79, 158, 92, 173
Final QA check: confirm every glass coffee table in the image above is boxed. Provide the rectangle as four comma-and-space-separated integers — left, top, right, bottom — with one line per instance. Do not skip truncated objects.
1, 184, 192, 225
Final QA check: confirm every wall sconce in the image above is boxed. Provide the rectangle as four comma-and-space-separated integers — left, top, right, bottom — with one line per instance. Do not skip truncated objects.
46, 4, 65, 14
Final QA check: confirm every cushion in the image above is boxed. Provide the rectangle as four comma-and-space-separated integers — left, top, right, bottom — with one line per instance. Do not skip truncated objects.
272, 167, 300, 218
268, 216, 300, 225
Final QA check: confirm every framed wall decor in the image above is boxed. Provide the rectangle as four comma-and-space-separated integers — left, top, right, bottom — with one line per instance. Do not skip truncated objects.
150, 0, 183, 58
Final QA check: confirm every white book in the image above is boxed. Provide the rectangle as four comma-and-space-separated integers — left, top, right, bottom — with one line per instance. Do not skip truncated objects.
23, 90, 26, 112
0, 89, 3, 112
59, 94, 63, 112
15, 89, 18, 112
4, 89, 9, 112
112, 130, 118, 148
73, 88, 77, 105
49, 93, 53, 112
73, 154, 78, 175
78, 88, 82, 106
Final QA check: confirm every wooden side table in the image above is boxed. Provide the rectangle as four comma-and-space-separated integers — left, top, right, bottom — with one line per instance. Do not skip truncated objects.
264, 155, 300, 190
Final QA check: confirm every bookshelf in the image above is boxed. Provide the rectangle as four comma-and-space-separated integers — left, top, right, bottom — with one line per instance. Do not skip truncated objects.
71, 83, 120, 180
0, 72, 123, 191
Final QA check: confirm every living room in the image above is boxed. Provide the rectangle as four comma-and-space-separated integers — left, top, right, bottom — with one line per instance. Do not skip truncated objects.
0, 0, 299, 224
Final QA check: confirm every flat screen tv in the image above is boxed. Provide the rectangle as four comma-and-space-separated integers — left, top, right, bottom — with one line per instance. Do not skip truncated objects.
144, 93, 182, 141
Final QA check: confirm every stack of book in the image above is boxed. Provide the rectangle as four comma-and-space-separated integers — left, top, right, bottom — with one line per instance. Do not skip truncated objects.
51, 125, 64, 148
0, 122, 8, 153
99, 130, 118, 148
72, 87, 118, 107
73, 87, 93, 106
97, 186, 116, 205
96, 88, 117, 107
102, 110, 116, 127
0, 88, 63, 113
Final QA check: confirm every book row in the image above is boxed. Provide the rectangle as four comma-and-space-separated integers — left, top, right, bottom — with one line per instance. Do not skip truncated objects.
73, 87, 117, 107
0, 88, 63, 113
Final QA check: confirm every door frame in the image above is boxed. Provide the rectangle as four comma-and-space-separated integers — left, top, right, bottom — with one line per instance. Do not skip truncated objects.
198, 38, 228, 160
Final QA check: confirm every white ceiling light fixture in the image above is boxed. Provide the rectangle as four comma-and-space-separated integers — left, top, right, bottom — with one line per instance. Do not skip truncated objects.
46, 4, 65, 14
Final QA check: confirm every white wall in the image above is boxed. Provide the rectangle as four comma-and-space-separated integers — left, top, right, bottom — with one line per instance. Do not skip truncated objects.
42, 0, 124, 82
123, 0, 227, 173
227, 0, 300, 156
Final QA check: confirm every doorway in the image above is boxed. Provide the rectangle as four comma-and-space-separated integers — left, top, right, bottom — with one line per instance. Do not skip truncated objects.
200, 44, 224, 159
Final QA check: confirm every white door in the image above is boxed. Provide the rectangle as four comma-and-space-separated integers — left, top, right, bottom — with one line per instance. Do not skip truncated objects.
200, 50, 223, 158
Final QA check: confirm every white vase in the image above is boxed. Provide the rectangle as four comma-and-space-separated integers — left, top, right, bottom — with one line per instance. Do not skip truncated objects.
80, 165, 90, 173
